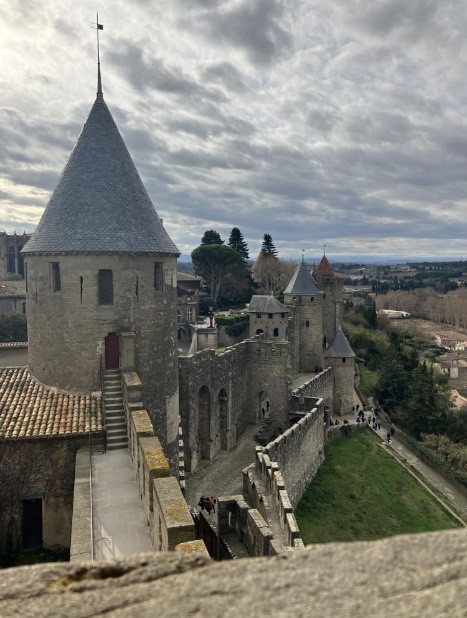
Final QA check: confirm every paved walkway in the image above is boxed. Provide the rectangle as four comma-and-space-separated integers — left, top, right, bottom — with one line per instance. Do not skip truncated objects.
91, 449, 153, 560
185, 424, 260, 509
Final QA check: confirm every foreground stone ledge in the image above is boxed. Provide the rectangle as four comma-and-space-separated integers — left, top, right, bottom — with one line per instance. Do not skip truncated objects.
0, 529, 466, 617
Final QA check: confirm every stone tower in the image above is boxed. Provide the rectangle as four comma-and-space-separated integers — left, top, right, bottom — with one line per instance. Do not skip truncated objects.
248, 295, 289, 341
22, 72, 180, 466
324, 327, 355, 415
284, 259, 323, 374
314, 254, 343, 349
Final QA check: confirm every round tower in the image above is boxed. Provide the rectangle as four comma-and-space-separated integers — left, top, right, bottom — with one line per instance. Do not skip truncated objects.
283, 259, 323, 373
315, 254, 343, 349
22, 76, 180, 466
324, 327, 355, 415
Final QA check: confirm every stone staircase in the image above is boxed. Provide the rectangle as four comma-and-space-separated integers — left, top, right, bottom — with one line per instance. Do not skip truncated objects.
103, 369, 128, 451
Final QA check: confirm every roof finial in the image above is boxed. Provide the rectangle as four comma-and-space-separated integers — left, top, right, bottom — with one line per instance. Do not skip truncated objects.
301, 249, 305, 263
323, 243, 326, 256
92, 14, 104, 97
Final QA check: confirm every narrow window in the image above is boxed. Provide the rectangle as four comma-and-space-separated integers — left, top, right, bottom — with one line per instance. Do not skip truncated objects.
273, 328, 279, 337
281, 313, 285, 318
7, 246, 15, 273
98, 269, 113, 305
342, 358, 346, 363
310, 297, 314, 302
135, 276, 139, 300
306, 320, 310, 328
187, 306, 194, 322
80, 277, 83, 303
268, 313, 273, 319
256, 312, 262, 318
323, 293, 326, 299
154, 262, 163, 291
25, 263, 28, 293
51, 262, 61, 292
22, 302, 26, 314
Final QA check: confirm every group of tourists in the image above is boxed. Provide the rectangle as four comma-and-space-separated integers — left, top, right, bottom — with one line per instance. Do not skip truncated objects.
198, 495, 217, 515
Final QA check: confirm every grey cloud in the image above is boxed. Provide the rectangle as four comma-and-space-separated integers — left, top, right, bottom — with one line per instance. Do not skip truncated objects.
107, 42, 226, 103
185, 0, 292, 65
202, 62, 249, 93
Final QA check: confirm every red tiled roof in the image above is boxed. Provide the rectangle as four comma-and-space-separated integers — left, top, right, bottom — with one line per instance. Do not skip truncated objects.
316, 255, 334, 277
0, 367, 103, 439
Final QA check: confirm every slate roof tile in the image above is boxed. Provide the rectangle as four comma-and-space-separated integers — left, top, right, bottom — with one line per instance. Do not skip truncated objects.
22, 96, 179, 256
284, 261, 322, 296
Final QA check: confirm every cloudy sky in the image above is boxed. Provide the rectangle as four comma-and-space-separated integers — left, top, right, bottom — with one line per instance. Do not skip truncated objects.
1, 0, 467, 262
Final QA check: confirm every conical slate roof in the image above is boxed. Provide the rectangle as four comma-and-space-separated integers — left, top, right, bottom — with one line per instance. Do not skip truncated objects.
324, 327, 355, 358
316, 254, 334, 277
23, 95, 179, 255
284, 260, 322, 296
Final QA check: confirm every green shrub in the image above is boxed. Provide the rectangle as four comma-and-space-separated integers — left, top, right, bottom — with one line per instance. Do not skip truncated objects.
0, 313, 27, 342
224, 320, 249, 337
215, 314, 249, 326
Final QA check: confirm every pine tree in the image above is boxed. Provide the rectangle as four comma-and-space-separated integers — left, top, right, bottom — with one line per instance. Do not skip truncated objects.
228, 227, 249, 260
261, 233, 278, 257
201, 230, 224, 245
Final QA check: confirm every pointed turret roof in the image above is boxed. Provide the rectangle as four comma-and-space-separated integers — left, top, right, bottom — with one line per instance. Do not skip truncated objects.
324, 327, 355, 358
316, 254, 334, 277
284, 260, 322, 296
23, 95, 179, 255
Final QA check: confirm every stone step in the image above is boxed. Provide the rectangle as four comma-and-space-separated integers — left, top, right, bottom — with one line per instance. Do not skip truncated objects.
106, 421, 126, 432
107, 431, 128, 442
103, 381, 122, 389
107, 442, 128, 451
105, 411, 124, 420
105, 417, 125, 426
105, 400, 124, 409
103, 369, 121, 376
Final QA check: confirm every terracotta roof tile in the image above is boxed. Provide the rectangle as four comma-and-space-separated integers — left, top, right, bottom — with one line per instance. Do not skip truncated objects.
0, 367, 103, 439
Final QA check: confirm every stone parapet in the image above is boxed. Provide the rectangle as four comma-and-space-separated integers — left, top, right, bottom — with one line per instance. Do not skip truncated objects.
175, 539, 209, 556
153, 477, 195, 550
70, 446, 92, 562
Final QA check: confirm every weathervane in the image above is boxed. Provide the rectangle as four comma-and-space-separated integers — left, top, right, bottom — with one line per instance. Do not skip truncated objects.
91, 14, 104, 96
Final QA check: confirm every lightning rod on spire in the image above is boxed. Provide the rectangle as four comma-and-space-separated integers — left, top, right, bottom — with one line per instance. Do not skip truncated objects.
91, 14, 104, 97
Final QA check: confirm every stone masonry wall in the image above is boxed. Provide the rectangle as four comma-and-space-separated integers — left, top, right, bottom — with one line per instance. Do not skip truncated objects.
263, 402, 325, 508
179, 338, 290, 472
25, 254, 179, 470
292, 369, 334, 415
0, 437, 84, 557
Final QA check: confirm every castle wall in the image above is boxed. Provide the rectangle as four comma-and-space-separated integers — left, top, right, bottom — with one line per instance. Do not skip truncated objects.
262, 402, 325, 508
25, 254, 179, 467
292, 368, 334, 415
179, 338, 290, 472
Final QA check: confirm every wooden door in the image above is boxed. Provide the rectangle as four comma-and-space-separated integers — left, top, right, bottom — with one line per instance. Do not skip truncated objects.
105, 332, 119, 369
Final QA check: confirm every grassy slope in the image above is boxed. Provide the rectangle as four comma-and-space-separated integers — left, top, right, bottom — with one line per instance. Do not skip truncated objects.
296, 429, 460, 545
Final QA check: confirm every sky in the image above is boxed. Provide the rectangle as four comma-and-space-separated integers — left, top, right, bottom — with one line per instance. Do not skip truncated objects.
1, 0, 467, 262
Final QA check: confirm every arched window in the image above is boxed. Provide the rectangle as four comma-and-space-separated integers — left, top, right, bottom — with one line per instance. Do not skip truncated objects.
187, 307, 194, 322
18, 247, 24, 277
305, 320, 310, 328
256, 328, 264, 335
273, 328, 279, 337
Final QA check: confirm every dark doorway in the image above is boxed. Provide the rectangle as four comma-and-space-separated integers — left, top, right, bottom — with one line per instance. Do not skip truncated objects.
199, 386, 211, 459
22, 499, 42, 549
105, 332, 119, 369
218, 388, 228, 450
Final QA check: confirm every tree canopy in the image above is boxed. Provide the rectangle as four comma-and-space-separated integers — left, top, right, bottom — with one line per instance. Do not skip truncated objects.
261, 233, 278, 257
201, 230, 224, 245
228, 227, 249, 260
192, 244, 250, 303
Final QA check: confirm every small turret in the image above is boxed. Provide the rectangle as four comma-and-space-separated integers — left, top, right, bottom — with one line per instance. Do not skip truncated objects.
324, 327, 355, 415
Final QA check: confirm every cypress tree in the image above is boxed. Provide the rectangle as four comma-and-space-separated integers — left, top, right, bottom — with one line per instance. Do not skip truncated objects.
228, 227, 249, 260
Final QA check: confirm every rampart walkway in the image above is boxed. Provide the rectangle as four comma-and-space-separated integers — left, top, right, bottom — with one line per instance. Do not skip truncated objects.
91, 449, 153, 559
